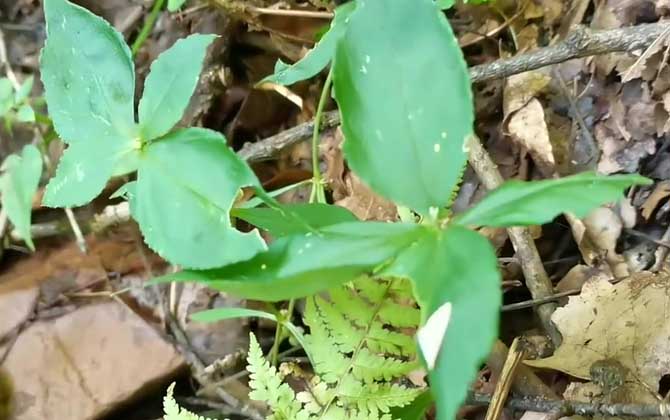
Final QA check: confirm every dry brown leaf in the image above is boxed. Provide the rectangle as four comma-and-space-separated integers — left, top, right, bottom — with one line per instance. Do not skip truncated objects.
506, 98, 555, 174
335, 172, 397, 221
503, 71, 552, 116
641, 180, 670, 220
322, 127, 347, 200
526, 271, 670, 403
595, 83, 658, 174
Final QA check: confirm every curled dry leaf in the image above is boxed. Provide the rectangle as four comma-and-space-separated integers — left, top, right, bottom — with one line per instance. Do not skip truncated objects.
506, 98, 555, 175
526, 271, 670, 405
640, 180, 670, 220
503, 72, 555, 175
336, 172, 398, 222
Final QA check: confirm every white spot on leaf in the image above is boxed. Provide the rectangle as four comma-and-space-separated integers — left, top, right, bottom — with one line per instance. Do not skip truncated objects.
360, 65, 368, 74
417, 302, 453, 370
433, 143, 441, 153
441, 131, 447, 139
261, 264, 267, 270
365, 55, 371, 63
75, 163, 85, 182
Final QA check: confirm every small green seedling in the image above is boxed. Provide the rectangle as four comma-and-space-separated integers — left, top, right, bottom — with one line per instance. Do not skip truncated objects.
39, 0, 651, 419
0, 144, 42, 250
0, 76, 36, 131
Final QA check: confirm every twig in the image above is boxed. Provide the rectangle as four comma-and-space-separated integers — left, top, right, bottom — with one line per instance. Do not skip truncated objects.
487, 340, 557, 399
469, 21, 670, 83
459, 2, 526, 48
247, 6, 333, 19
239, 110, 341, 162
485, 338, 524, 420
240, 21, 670, 164
467, 135, 560, 345
501, 276, 623, 312
164, 310, 265, 420
0, 29, 19, 88
624, 228, 670, 250
468, 392, 670, 417
64, 207, 87, 253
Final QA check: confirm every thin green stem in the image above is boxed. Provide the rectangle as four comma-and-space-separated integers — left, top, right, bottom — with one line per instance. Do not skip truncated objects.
310, 68, 334, 204
131, 0, 166, 56
269, 298, 296, 366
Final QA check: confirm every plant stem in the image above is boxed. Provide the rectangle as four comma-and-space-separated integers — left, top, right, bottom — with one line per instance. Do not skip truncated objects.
310, 68, 333, 204
269, 298, 296, 366
131, 0, 165, 56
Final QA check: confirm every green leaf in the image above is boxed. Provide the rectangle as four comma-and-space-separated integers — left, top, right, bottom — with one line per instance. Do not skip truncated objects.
41, 0, 136, 143
41, 0, 139, 207
192, 307, 278, 323
138, 34, 216, 141
16, 104, 35, 123
167, 0, 187, 12
192, 307, 310, 356
132, 128, 265, 269
259, 2, 356, 86
232, 203, 357, 237
456, 172, 652, 228
436, 0, 455, 9
14, 76, 33, 103
0, 145, 43, 250
43, 140, 135, 207
383, 226, 500, 420
157, 222, 427, 301
334, 0, 473, 215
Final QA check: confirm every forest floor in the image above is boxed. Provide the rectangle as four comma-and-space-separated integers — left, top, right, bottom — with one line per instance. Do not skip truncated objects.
2, 0, 670, 419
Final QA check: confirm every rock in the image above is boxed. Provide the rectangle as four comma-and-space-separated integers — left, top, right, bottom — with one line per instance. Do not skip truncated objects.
0, 281, 37, 340
3, 302, 185, 420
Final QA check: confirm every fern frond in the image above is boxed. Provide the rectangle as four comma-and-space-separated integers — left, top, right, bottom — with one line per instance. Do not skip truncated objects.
304, 298, 350, 383
163, 383, 217, 420
338, 375, 423, 418
246, 333, 307, 420
351, 348, 418, 383
246, 277, 423, 420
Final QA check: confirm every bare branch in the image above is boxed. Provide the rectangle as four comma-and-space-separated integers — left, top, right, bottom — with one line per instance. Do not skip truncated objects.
242, 21, 670, 163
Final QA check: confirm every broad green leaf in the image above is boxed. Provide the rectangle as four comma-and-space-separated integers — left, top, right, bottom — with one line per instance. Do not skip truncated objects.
157, 222, 427, 301
0, 145, 43, 250
191, 307, 310, 354
138, 34, 216, 141
16, 104, 35, 123
383, 226, 500, 420
41, 0, 139, 207
15, 76, 33, 103
192, 307, 279, 323
167, 0, 187, 11
232, 203, 357, 237
259, 2, 356, 86
41, 0, 136, 143
43, 140, 135, 207
334, 0, 472, 215
132, 128, 265, 269
456, 172, 652, 228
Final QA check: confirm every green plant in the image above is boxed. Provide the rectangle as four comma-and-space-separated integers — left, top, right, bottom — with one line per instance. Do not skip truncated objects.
163, 383, 223, 420
0, 76, 36, 131
0, 144, 42, 250
247, 277, 422, 419
39, 0, 651, 419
